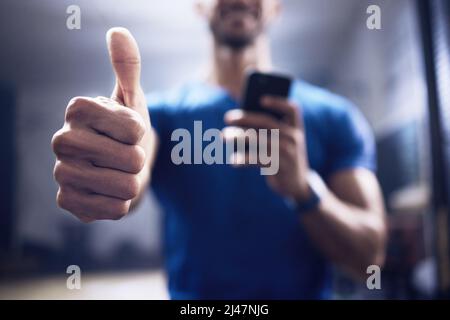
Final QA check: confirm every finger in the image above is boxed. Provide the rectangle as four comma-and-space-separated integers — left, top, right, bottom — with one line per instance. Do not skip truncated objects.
56, 188, 94, 223
222, 127, 280, 168
54, 160, 141, 201
65, 97, 146, 145
261, 96, 300, 127
227, 151, 275, 168
228, 151, 257, 167
106, 27, 142, 108
57, 186, 130, 221
222, 126, 272, 150
53, 128, 146, 174
224, 109, 290, 132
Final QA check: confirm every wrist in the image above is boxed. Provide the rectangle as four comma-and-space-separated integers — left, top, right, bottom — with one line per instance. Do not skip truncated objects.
293, 182, 312, 203
291, 171, 327, 215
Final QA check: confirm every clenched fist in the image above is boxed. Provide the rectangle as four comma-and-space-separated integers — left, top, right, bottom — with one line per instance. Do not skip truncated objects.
52, 28, 153, 222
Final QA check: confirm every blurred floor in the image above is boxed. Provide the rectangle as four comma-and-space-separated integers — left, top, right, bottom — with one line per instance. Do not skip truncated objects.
0, 269, 168, 300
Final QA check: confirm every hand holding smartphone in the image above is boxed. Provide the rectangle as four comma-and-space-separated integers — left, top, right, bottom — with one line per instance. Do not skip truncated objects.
241, 71, 292, 120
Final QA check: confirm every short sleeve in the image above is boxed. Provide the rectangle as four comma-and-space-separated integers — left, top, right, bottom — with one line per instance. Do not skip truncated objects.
147, 94, 171, 141
147, 93, 175, 188
325, 103, 376, 176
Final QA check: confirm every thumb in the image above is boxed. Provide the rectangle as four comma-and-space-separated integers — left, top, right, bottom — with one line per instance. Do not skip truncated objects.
106, 27, 142, 108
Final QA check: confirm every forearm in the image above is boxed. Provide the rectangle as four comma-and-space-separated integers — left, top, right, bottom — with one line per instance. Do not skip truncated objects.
301, 189, 387, 280
223, 92, 386, 280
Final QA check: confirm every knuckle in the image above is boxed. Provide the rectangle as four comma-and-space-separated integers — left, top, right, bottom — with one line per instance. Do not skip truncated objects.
53, 160, 67, 185
110, 201, 130, 220
57, 189, 95, 223
56, 188, 64, 208
52, 127, 87, 158
291, 106, 299, 117
56, 188, 72, 211
119, 109, 146, 144
65, 96, 91, 122
51, 128, 70, 155
290, 104, 300, 118
121, 175, 140, 200
128, 145, 146, 173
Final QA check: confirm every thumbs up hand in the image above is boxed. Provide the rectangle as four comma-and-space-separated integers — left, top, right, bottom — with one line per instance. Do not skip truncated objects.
52, 28, 153, 222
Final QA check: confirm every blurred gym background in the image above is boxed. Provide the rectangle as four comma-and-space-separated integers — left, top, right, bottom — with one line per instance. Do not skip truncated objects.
1, 0, 449, 299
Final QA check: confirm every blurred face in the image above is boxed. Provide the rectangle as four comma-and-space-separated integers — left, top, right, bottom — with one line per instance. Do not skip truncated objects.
206, 0, 276, 49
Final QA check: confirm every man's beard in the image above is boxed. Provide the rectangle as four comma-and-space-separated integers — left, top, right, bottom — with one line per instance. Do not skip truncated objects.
210, 25, 257, 50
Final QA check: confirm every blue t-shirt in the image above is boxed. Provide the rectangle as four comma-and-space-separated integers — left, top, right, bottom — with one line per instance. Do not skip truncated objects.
147, 80, 375, 299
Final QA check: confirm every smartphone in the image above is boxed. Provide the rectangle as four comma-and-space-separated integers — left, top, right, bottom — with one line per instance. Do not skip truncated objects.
241, 71, 292, 119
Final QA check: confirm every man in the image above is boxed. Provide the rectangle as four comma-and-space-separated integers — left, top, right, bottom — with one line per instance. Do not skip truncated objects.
52, 0, 387, 299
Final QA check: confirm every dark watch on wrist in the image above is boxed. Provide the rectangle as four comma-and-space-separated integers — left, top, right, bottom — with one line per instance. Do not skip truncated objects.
288, 171, 327, 215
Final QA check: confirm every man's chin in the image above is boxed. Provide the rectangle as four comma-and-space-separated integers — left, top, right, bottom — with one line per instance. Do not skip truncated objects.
217, 34, 255, 50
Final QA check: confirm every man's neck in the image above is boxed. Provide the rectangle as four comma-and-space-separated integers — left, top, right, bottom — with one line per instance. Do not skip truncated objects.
207, 36, 272, 99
